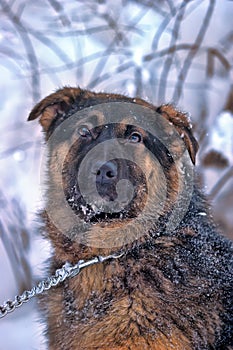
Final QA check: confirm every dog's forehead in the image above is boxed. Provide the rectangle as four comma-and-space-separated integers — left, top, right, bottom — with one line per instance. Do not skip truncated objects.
71, 101, 159, 130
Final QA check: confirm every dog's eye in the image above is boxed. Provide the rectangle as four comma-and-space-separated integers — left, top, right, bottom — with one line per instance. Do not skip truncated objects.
129, 132, 142, 143
78, 126, 92, 138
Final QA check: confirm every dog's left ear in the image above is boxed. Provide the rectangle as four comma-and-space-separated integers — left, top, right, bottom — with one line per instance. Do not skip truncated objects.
157, 104, 199, 164
28, 87, 83, 132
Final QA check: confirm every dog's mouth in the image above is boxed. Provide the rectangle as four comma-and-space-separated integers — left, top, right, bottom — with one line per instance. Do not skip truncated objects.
67, 197, 129, 224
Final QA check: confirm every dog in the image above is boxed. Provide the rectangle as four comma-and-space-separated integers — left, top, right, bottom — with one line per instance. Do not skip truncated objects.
28, 87, 233, 350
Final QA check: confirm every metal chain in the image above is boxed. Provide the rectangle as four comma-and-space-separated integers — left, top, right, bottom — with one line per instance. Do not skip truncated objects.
0, 252, 123, 319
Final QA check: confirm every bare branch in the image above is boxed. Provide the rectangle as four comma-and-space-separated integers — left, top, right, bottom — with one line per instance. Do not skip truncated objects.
157, 0, 189, 102
209, 166, 233, 200
48, 0, 71, 26
172, 0, 216, 102
0, 0, 41, 102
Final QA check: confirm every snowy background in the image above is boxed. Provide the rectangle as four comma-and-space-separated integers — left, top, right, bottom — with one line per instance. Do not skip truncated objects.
0, 0, 232, 349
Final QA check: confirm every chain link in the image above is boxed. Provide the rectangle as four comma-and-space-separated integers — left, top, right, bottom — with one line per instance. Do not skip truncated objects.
0, 252, 123, 319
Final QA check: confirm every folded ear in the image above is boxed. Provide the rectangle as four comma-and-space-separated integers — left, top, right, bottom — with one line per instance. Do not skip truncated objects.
156, 104, 199, 164
27, 87, 83, 132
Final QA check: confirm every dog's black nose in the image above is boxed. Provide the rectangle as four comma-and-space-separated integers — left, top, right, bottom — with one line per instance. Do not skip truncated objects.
95, 161, 117, 184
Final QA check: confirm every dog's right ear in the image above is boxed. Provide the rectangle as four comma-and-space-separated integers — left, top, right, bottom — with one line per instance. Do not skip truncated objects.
27, 87, 83, 132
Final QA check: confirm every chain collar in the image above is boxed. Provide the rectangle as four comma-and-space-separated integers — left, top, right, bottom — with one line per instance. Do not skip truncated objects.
0, 252, 124, 319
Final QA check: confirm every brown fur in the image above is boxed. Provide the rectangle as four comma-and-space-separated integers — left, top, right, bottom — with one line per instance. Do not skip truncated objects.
29, 87, 232, 350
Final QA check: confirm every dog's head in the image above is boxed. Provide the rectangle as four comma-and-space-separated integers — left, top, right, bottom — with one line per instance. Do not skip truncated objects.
28, 87, 198, 248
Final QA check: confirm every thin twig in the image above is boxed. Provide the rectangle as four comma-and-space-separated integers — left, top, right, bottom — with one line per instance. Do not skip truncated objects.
0, 0, 41, 103
157, 0, 189, 102
209, 166, 233, 200
48, 0, 71, 26
172, 0, 216, 103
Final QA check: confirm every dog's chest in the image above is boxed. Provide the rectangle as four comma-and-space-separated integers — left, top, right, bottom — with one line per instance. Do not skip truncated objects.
46, 260, 192, 350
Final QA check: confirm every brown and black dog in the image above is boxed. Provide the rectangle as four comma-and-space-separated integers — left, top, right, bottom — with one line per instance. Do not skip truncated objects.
28, 87, 232, 350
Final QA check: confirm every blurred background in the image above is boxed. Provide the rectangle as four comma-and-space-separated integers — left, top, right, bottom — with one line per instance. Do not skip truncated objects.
0, 0, 232, 349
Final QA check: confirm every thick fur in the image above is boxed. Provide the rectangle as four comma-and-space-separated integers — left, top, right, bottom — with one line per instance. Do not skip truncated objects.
29, 87, 233, 350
